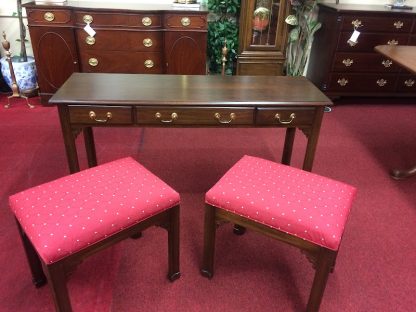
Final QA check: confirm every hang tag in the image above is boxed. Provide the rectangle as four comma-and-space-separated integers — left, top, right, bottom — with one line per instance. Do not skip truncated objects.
84, 23, 96, 37
348, 30, 360, 43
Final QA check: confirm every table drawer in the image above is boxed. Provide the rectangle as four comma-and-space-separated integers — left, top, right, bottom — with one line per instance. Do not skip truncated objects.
26, 9, 73, 26
74, 12, 162, 28
68, 106, 133, 125
256, 108, 316, 126
164, 14, 207, 30
136, 107, 254, 125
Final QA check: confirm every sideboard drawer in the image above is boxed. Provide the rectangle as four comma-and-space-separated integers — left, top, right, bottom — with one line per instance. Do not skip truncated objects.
26, 9, 73, 25
396, 74, 416, 92
164, 14, 207, 29
68, 106, 133, 125
332, 52, 401, 73
328, 73, 397, 92
341, 16, 413, 33
136, 107, 254, 125
256, 108, 315, 127
337, 33, 409, 52
74, 12, 162, 28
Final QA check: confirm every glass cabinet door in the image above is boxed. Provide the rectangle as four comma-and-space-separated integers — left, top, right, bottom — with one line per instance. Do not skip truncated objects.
251, 0, 281, 46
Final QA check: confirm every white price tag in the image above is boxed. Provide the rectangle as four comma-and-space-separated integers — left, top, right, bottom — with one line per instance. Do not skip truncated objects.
349, 30, 360, 43
84, 23, 96, 37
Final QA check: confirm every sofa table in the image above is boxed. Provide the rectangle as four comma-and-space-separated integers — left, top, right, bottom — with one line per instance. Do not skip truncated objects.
49, 73, 332, 174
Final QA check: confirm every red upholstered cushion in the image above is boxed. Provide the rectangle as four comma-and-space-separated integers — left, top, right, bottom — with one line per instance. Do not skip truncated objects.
9, 157, 180, 264
205, 155, 356, 251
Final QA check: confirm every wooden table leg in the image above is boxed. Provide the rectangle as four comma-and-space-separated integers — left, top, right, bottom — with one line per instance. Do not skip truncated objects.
83, 127, 97, 168
58, 106, 80, 173
390, 165, 416, 180
281, 127, 296, 166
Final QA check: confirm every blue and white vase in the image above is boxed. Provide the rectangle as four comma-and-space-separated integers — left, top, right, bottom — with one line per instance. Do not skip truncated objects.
0, 56, 37, 92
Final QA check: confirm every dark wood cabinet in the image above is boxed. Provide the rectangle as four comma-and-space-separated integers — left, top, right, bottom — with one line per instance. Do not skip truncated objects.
23, 2, 208, 104
307, 3, 416, 98
236, 0, 289, 75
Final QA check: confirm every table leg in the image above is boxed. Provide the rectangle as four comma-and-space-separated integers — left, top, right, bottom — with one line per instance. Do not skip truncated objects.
58, 106, 80, 173
303, 108, 324, 172
390, 165, 416, 180
282, 128, 296, 166
83, 127, 97, 168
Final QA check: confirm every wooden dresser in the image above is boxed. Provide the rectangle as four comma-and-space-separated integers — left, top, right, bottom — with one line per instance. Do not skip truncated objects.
307, 3, 416, 99
23, 1, 208, 104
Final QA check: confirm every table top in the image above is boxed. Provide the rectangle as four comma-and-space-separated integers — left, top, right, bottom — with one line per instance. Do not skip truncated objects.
49, 73, 332, 107
375, 45, 416, 74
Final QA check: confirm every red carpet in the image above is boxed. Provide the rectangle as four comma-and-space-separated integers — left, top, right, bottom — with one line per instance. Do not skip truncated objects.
0, 95, 415, 311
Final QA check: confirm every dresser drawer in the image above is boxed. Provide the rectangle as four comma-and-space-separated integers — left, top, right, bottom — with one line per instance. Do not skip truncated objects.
68, 106, 133, 125
337, 32, 409, 52
332, 52, 401, 73
136, 107, 254, 125
328, 73, 397, 92
76, 30, 163, 52
341, 15, 413, 33
26, 9, 73, 26
164, 14, 207, 30
74, 12, 162, 28
256, 108, 316, 127
396, 74, 416, 92
79, 51, 163, 73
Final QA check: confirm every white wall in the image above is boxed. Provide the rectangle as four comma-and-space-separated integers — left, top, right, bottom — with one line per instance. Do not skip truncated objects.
1, 0, 415, 58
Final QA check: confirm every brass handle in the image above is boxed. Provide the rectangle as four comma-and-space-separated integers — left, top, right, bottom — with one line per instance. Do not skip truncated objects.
274, 113, 296, 125
85, 36, 95, 45
143, 38, 153, 47
337, 78, 348, 86
387, 39, 398, 45
181, 17, 191, 27
88, 58, 98, 67
83, 15, 93, 24
144, 60, 154, 68
351, 19, 362, 29
142, 17, 152, 26
382, 60, 392, 68
44, 12, 55, 22
89, 111, 112, 123
214, 112, 236, 124
394, 21, 403, 29
342, 58, 354, 67
404, 79, 415, 87
376, 79, 387, 87
155, 112, 178, 123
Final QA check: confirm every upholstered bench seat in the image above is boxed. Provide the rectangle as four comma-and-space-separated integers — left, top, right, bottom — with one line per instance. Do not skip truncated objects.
9, 156, 180, 264
205, 155, 355, 251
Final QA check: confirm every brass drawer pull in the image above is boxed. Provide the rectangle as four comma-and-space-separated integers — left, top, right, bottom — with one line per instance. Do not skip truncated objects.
404, 79, 415, 87
382, 60, 392, 67
394, 21, 403, 29
181, 17, 191, 27
376, 79, 387, 87
387, 39, 398, 45
142, 17, 152, 26
144, 60, 154, 68
83, 15, 93, 24
337, 78, 348, 86
214, 112, 236, 124
143, 38, 153, 47
274, 113, 296, 125
351, 19, 362, 29
155, 112, 178, 123
88, 58, 98, 66
85, 36, 95, 45
44, 12, 55, 22
342, 59, 354, 67
89, 111, 112, 123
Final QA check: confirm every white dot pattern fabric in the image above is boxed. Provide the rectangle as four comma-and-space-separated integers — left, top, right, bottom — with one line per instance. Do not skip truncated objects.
205, 155, 356, 251
9, 157, 180, 264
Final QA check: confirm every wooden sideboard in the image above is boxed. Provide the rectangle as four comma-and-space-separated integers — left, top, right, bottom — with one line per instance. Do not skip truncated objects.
307, 3, 416, 99
23, 1, 208, 104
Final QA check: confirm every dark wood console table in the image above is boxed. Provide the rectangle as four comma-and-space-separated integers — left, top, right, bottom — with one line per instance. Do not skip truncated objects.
375, 45, 416, 180
49, 73, 332, 174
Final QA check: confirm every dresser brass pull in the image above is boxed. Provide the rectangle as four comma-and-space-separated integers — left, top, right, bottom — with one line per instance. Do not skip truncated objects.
89, 111, 112, 123
142, 17, 152, 26
376, 79, 387, 87
181, 17, 191, 27
83, 15, 93, 24
342, 59, 354, 67
404, 79, 415, 87
155, 112, 178, 123
382, 60, 392, 67
214, 112, 236, 124
44, 12, 55, 22
337, 78, 348, 86
274, 113, 296, 124
144, 60, 154, 68
394, 21, 403, 29
143, 38, 153, 47
88, 58, 98, 66
387, 39, 398, 45
85, 36, 95, 45
351, 19, 362, 29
